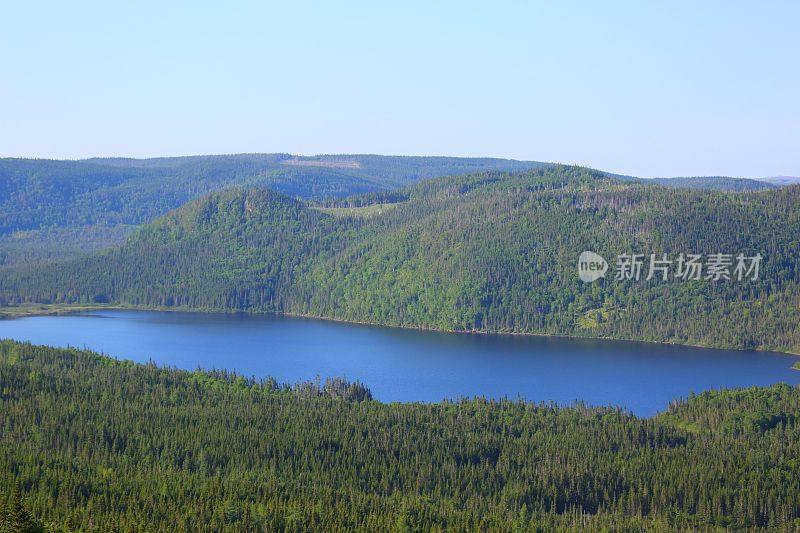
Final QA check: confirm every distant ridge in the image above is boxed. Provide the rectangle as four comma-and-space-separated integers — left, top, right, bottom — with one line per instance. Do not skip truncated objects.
0, 154, 547, 267
759, 176, 800, 186
651, 176, 776, 191
282, 158, 362, 169
0, 154, 787, 268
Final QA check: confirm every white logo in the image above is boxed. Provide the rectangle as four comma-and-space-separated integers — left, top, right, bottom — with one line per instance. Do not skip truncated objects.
578, 251, 608, 283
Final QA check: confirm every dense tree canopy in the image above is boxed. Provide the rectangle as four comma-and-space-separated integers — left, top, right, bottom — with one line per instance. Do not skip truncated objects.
2, 166, 798, 353
0, 154, 549, 267
651, 176, 775, 191
3, 160, 797, 531
1, 340, 798, 531
0, 156, 775, 268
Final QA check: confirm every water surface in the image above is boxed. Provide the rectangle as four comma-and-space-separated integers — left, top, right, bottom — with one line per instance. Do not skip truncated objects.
1, 310, 797, 416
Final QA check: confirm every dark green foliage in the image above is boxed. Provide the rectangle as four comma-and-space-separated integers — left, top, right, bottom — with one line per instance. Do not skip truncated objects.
0, 487, 46, 533
1, 340, 799, 530
0, 225, 136, 268
652, 176, 776, 191
3, 166, 799, 353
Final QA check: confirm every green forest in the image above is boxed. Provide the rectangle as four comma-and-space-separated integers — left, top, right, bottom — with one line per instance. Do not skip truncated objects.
1, 340, 798, 531
0, 155, 775, 268
0, 155, 546, 268
2, 166, 799, 353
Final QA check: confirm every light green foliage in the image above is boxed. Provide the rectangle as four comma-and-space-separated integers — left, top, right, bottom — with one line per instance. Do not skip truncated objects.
313, 202, 399, 218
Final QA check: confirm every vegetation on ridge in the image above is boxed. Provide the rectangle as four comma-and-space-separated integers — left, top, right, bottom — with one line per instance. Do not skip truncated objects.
0, 155, 548, 267
2, 166, 798, 353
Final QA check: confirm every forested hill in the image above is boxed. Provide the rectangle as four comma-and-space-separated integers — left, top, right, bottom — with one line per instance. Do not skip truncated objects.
0, 154, 548, 233
0, 155, 783, 269
3, 165, 799, 353
1, 340, 799, 530
651, 176, 776, 191
0, 154, 547, 267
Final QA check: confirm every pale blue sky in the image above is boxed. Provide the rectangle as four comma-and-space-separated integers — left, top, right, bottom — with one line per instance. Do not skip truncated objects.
1, 1, 798, 178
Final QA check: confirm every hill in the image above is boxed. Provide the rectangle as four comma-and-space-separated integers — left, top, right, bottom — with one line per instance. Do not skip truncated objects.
1, 155, 781, 268
1, 340, 799, 530
0, 154, 548, 267
2, 155, 781, 268
651, 176, 777, 191
2, 165, 799, 353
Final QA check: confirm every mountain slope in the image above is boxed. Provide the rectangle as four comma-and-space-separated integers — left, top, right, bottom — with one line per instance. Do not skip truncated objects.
0, 154, 548, 267
289, 171, 800, 351
0, 154, 549, 235
2, 166, 799, 352
0, 188, 344, 310
1, 156, 778, 268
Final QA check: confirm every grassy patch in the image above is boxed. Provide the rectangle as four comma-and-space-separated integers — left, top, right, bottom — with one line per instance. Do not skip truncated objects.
656, 414, 702, 434
314, 203, 399, 218
0, 303, 121, 319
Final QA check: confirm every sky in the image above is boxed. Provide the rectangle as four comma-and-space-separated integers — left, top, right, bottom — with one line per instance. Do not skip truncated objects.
1, 1, 798, 178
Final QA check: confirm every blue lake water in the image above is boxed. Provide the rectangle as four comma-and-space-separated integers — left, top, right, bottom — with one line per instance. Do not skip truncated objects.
1, 309, 798, 416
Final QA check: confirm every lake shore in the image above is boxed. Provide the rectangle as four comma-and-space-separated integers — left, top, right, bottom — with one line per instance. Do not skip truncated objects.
0, 303, 127, 319
2, 302, 799, 357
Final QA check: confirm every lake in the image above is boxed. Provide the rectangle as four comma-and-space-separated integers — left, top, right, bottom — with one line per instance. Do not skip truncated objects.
1, 309, 798, 416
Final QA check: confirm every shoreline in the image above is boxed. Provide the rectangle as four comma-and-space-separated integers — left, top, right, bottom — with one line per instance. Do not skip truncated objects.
2, 302, 799, 357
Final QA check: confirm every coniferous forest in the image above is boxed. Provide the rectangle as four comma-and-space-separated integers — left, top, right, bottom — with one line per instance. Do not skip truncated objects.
1, 340, 799, 531
0, 155, 547, 268
4, 1, 800, 530
2, 165, 798, 353
2, 161, 800, 531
